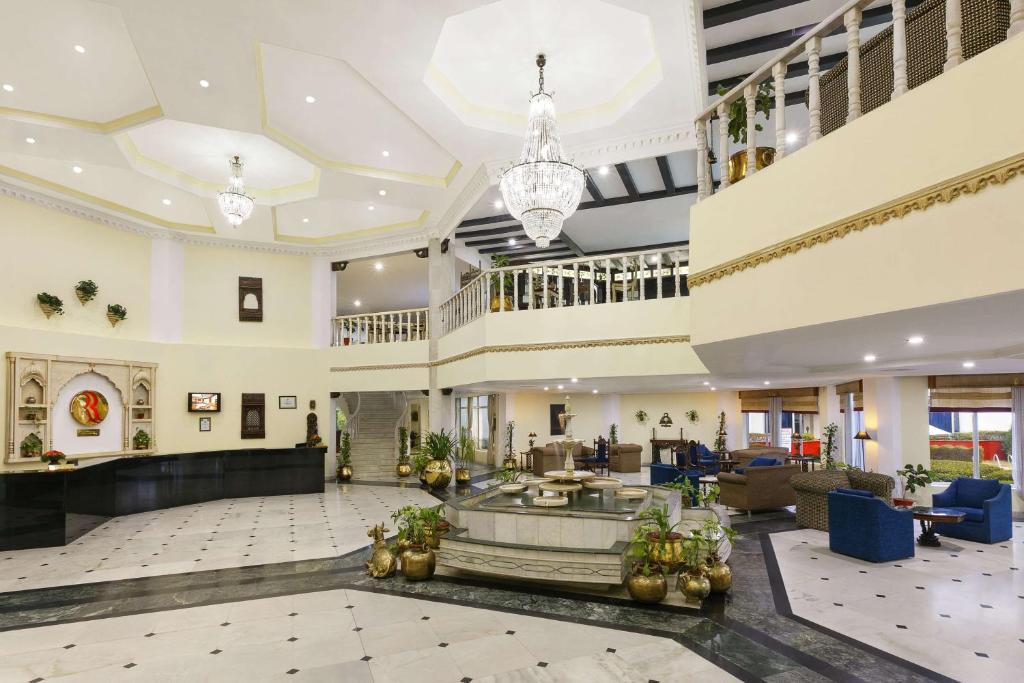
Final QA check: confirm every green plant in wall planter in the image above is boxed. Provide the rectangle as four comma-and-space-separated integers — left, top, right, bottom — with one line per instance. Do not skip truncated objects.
37, 293, 65, 318
634, 410, 648, 425
74, 280, 98, 305
132, 429, 151, 451
106, 304, 127, 327
686, 409, 699, 424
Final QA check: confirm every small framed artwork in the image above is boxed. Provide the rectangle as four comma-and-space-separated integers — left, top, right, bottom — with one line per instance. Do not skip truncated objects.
279, 395, 297, 409
199, 417, 211, 432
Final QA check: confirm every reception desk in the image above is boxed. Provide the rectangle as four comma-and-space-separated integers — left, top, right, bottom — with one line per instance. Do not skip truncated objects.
0, 448, 325, 551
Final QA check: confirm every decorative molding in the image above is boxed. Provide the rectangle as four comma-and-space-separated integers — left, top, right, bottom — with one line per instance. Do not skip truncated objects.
0, 104, 163, 134
433, 163, 492, 240
329, 334, 691, 372
688, 153, 1024, 288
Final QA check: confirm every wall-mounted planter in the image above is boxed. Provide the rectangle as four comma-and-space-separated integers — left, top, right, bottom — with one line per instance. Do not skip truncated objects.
106, 304, 127, 327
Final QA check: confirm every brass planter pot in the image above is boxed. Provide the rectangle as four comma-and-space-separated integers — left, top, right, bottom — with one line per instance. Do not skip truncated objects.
490, 296, 514, 312
423, 458, 452, 490
648, 532, 684, 574
424, 521, 451, 549
678, 570, 711, 604
400, 546, 436, 581
727, 147, 776, 184
337, 464, 353, 482
455, 467, 471, 484
626, 572, 668, 604
502, 457, 518, 470
396, 462, 411, 477
707, 561, 732, 593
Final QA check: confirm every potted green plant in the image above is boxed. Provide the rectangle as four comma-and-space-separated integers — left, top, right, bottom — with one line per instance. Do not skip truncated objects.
106, 304, 127, 327
390, 505, 435, 580
821, 423, 839, 470
659, 475, 698, 508
40, 449, 66, 466
421, 430, 455, 490
37, 293, 64, 318
634, 409, 648, 425
608, 423, 619, 445
489, 254, 515, 311
396, 426, 411, 477
678, 530, 712, 604
715, 82, 775, 182
698, 483, 720, 509
713, 411, 727, 453
20, 433, 43, 458
639, 505, 683, 573
419, 505, 451, 549
699, 517, 737, 593
502, 420, 517, 469
74, 279, 98, 304
626, 527, 668, 603
337, 431, 353, 481
455, 427, 474, 484
894, 464, 932, 507
686, 409, 699, 424
132, 429, 151, 451
412, 450, 431, 485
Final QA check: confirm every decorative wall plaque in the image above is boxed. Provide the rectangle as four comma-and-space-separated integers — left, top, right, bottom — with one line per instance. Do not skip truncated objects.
70, 390, 109, 425
241, 393, 265, 439
238, 276, 263, 322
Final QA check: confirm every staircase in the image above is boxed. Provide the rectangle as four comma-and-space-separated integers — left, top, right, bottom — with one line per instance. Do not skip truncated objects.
347, 392, 405, 480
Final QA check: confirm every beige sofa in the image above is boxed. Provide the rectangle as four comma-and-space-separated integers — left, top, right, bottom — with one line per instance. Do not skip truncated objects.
717, 463, 801, 512
609, 444, 642, 473
530, 442, 594, 477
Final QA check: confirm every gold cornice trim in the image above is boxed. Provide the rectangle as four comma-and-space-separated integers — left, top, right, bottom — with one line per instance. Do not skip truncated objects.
0, 105, 163, 133
329, 334, 691, 373
688, 152, 1024, 288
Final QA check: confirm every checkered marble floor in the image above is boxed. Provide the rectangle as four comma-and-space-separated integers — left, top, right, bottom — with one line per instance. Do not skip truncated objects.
0, 484, 438, 593
770, 522, 1024, 683
0, 588, 737, 682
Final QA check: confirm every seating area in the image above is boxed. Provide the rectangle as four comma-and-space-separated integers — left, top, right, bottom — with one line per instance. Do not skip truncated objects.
826, 488, 915, 562
790, 469, 896, 531
931, 478, 1012, 543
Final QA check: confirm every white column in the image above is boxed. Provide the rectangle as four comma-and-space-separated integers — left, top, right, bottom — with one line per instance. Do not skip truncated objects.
1010, 0, 1024, 38
842, 393, 855, 466
716, 103, 731, 190
845, 8, 863, 123
892, 0, 909, 99
971, 412, 981, 479
769, 395, 783, 448
744, 84, 757, 175
149, 238, 184, 343
1011, 386, 1024, 494
862, 377, 929, 483
806, 37, 822, 142
772, 62, 787, 159
428, 238, 457, 434
944, 0, 963, 71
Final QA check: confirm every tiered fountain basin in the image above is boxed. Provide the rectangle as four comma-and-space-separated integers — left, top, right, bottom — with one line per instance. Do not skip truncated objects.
437, 481, 731, 586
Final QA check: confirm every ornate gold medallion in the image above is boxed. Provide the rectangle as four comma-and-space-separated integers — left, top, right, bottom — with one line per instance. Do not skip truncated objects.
70, 390, 109, 426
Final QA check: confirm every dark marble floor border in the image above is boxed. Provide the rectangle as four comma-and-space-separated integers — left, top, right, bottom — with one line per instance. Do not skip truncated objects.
759, 532, 959, 683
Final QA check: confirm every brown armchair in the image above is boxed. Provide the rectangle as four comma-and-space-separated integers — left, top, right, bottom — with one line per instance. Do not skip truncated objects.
790, 469, 895, 531
609, 444, 642, 473
717, 464, 801, 513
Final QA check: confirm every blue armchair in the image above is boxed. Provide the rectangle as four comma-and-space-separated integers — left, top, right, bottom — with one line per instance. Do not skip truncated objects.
828, 489, 914, 562
650, 464, 700, 505
931, 478, 1012, 544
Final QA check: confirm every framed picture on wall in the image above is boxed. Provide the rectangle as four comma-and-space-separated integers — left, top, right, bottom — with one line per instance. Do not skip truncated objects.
278, 395, 297, 409
549, 403, 565, 436
198, 417, 211, 432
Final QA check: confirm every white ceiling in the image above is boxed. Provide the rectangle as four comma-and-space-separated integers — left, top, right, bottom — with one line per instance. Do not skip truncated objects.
0, 0, 705, 252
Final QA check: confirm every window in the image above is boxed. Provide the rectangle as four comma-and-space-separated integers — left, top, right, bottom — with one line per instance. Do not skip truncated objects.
455, 395, 490, 451
745, 412, 768, 446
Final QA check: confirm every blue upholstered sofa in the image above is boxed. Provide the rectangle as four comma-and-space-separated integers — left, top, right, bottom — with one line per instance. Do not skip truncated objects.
931, 478, 1012, 544
828, 489, 914, 562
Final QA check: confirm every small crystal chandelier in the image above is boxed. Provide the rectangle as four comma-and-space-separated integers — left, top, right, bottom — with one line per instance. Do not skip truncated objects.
217, 155, 255, 227
499, 54, 584, 249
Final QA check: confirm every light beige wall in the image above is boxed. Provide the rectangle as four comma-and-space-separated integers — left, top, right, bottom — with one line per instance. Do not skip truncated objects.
327, 342, 430, 392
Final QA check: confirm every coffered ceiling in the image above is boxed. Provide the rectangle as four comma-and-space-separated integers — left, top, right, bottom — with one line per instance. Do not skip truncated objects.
0, 0, 706, 255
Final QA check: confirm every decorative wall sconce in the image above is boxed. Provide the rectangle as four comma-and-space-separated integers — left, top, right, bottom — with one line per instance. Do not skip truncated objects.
659, 412, 674, 427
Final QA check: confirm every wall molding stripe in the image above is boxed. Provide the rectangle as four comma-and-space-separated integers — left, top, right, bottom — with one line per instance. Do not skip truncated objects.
329, 334, 691, 372
688, 152, 1024, 288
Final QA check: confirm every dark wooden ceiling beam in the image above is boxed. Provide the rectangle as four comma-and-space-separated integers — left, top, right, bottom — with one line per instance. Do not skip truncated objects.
704, 0, 811, 29
464, 233, 533, 248
455, 224, 523, 240
583, 240, 690, 258
708, 52, 845, 95
459, 213, 516, 228
655, 156, 676, 195
585, 175, 605, 204
482, 244, 573, 257
615, 162, 639, 200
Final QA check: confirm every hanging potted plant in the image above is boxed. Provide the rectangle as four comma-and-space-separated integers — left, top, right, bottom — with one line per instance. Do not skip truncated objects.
639, 505, 684, 573
337, 431, 353, 482
37, 293, 65, 318
821, 423, 839, 470
626, 527, 668, 604
634, 409, 649, 425
678, 530, 712, 604
489, 254, 515, 312
894, 464, 932, 507
106, 304, 127, 327
713, 411, 728, 453
716, 82, 775, 183
74, 280, 98, 305
699, 517, 737, 593
455, 427, 474, 484
421, 430, 454, 490
686, 409, 699, 425
396, 426, 411, 477
132, 429, 151, 451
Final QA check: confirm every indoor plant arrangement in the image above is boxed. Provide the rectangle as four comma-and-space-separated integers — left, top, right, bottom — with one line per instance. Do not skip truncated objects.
40, 449, 65, 466
608, 423, 618, 445
390, 505, 435, 580
699, 517, 737, 593
489, 254, 515, 312
678, 530, 712, 604
37, 293, 64, 318
106, 304, 127, 327
660, 476, 698, 508
821, 423, 839, 470
132, 428, 151, 450
396, 426, 411, 477
503, 420, 517, 469
626, 526, 668, 604
634, 409, 648, 425
337, 431, 353, 481
639, 505, 683, 573
419, 505, 451, 549
20, 433, 43, 459
74, 279, 98, 304
894, 463, 932, 507
713, 411, 727, 453
412, 450, 431, 485
421, 429, 455, 490
455, 427, 474, 484
686, 409, 699, 424
715, 82, 775, 182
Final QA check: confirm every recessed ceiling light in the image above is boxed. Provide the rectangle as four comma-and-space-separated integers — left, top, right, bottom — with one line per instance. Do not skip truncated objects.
508, 238, 516, 246
199, 79, 210, 88
557, 384, 564, 390
493, 199, 504, 210
162, 198, 172, 206
2, 84, 13, 92
24, 137, 35, 144
305, 95, 316, 103
763, 380, 770, 385
710, 387, 717, 391
598, 165, 609, 176
570, 377, 578, 383
962, 361, 975, 368
907, 336, 924, 345
543, 386, 549, 391
367, 205, 375, 211
864, 354, 876, 362
74, 45, 86, 54
72, 165, 83, 174
378, 189, 387, 196
785, 130, 799, 145
353, 299, 361, 307
381, 150, 390, 157
592, 389, 598, 394
374, 262, 384, 271
302, 217, 309, 223
702, 381, 710, 386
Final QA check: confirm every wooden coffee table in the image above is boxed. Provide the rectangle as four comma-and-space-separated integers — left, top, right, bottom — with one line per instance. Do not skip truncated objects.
911, 507, 965, 547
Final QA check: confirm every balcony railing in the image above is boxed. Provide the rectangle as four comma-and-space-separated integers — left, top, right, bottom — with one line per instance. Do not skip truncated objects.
694, 0, 1022, 200
439, 247, 689, 335
332, 307, 429, 346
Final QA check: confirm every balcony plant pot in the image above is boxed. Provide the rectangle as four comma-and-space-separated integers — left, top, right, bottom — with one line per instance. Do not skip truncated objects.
626, 572, 668, 604
337, 464, 353, 482
489, 296, 514, 312
423, 458, 452, 490
647, 531, 685, 574
400, 545, 436, 581
727, 147, 775, 184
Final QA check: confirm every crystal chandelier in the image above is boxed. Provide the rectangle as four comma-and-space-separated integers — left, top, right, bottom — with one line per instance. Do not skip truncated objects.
217, 155, 255, 227
499, 55, 584, 249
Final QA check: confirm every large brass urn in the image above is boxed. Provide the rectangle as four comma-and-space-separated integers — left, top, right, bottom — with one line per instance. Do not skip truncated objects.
707, 561, 733, 593
626, 572, 668, 604
727, 147, 775, 184
648, 531, 685, 574
396, 462, 411, 477
679, 570, 711, 604
400, 546, 436, 581
423, 458, 452, 490
337, 464, 353, 482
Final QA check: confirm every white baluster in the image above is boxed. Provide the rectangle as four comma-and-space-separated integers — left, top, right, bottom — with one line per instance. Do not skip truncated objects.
944, 0, 963, 71
845, 8, 862, 123
638, 256, 646, 301
717, 102, 731, 190
892, 0, 908, 99
744, 84, 757, 175
425, 310, 429, 339
605, 260, 612, 303
674, 255, 682, 297
498, 266, 505, 312
655, 254, 663, 299
557, 266, 564, 307
806, 37, 822, 142
773, 62, 787, 159
573, 263, 579, 305
542, 266, 549, 309
527, 267, 534, 310
1011, 0, 1024, 38
588, 260, 596, 305
695, 118, 709, 199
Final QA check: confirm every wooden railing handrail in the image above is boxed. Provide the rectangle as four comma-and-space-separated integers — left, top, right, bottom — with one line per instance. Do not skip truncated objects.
480, 246, 690, 275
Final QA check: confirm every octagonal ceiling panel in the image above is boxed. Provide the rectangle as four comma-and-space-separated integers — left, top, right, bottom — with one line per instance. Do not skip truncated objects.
275, 198, 426, 243
118, 119, 319, 204
0, 0, 160, 128
425, 0, 662, 136
259, 43, 459, 187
